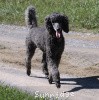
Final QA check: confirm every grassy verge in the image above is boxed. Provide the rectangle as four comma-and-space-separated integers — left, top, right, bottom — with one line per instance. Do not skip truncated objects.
0, 83, 47, 100
0, 0, 99, 32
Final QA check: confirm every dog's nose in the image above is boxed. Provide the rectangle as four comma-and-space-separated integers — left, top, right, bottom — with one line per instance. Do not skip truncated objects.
57, 28, 61, 32
53, 23, 60, 31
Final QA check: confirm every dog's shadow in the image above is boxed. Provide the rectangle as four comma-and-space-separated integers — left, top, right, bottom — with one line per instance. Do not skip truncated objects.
30, 75, 99, 92
61, 76, 99, 92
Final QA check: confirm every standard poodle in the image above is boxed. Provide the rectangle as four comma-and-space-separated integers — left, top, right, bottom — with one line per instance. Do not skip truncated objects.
25, 6, 69, 88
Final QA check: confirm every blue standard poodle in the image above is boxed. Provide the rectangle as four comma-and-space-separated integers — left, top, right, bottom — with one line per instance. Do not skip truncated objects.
25, 6, 69, 88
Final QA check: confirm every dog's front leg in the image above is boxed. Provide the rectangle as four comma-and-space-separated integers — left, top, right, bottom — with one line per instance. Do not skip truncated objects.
46, 54, 61, 88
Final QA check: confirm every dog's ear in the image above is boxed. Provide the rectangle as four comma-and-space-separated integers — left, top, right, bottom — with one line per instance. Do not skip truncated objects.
45, 15, 54, 34
61, 15, 69, 33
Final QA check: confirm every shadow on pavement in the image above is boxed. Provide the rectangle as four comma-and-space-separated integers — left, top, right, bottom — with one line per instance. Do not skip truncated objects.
31, 74, 99, 92
61, 76, 99, 92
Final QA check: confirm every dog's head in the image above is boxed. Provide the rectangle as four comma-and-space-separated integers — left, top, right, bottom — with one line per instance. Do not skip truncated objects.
45, 13, 69, 38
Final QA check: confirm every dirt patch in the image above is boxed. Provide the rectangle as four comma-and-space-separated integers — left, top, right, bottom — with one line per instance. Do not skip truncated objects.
0, 45, 99, 77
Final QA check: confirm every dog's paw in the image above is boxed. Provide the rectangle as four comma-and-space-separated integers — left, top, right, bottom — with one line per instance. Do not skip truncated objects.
48, 76, 53, 84
55, 82, 61, 88
27, 70, 31, 76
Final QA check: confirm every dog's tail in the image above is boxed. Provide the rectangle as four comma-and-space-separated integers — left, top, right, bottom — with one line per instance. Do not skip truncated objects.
25, 5, 37, 28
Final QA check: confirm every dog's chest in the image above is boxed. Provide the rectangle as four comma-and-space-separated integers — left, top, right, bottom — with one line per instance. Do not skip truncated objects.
48, 37, 65, 51
51, 37, 64, 45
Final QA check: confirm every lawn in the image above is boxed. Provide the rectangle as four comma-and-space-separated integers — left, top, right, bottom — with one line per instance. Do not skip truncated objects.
0, 83, 47, 100
0, 0, 99, 32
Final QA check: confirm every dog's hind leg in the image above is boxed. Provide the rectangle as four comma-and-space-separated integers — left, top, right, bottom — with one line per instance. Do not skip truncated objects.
42, 53, 49, 78
25, 41, 36, 76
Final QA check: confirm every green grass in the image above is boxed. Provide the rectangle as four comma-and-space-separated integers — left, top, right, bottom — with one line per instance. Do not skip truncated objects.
0, 84, 47, 100
0, 0, 99, 32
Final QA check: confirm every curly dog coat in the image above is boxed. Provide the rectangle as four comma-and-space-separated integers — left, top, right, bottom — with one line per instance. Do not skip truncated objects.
25, 6, 69, 88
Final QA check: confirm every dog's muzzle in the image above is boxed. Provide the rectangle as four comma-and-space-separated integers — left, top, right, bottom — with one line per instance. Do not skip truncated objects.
56, 29, 62, 38
52, 23, 62, 38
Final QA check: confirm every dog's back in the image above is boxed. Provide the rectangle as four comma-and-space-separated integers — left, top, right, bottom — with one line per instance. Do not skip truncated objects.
25, 6, 47, 51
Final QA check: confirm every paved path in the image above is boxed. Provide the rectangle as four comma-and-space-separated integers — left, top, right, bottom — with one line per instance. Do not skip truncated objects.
0, 63, 99, 100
